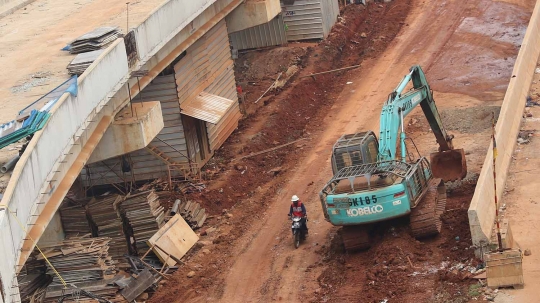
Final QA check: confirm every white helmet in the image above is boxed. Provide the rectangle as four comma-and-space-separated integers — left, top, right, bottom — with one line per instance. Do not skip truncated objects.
291, 195, 300, 202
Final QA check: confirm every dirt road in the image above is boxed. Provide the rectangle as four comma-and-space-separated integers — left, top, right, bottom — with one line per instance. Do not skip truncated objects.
218, 0, 474, 301
150, 0, 535, 302
495, 58, 540, 303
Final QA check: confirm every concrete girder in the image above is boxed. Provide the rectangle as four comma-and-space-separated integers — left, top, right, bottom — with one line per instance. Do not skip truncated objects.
0, 0, 243, 301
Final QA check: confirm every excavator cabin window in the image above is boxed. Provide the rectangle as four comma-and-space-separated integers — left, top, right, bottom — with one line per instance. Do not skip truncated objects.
334, 148, 363, 172
365, 139, 378, 163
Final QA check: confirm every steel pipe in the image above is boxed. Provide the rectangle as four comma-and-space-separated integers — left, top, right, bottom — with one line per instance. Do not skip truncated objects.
1, 155, 20, 173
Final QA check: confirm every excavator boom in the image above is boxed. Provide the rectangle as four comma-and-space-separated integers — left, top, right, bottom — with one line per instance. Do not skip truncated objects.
378, 65, 466, 180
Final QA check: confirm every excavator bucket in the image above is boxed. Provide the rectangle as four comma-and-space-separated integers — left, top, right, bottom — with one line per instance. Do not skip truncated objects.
430, 149, 467, 181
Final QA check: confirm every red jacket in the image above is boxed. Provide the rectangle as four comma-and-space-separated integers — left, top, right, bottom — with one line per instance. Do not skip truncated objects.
290, 201, 306, 217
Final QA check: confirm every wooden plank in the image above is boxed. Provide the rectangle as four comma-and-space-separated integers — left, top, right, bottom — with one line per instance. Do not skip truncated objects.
197, 213, 207, 228
147, 214, 199, 267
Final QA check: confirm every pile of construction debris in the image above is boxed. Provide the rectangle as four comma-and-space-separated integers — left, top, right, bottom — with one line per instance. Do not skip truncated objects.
41, 237, 116, 285
59, 198, 93, 237
26, 236, 122, 302
64, 27, 121, 75
17, 186, 207, 302
88, 195, 131, 266
17, 258, 50, 303
120, 191, 166, 254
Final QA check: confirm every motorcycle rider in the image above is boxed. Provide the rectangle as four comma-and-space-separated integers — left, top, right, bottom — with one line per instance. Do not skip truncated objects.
289, 195, 308, 234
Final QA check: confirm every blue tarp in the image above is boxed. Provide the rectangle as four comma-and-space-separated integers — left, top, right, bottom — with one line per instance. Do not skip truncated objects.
17, 76, 78, 119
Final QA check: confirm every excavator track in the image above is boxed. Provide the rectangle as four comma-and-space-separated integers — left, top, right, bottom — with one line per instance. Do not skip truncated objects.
342, 225, 371, 252
410, 178, 447, 238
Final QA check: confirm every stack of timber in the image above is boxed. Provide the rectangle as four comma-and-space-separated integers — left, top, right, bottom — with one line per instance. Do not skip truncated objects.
87, 195, 129, 266
69, 27, 121, 54
120, 191, 165, 254
18, 274, 51, 303
18, 257, 51, 303
66, 50, 104, 75
38, 237, 116, 288
177, 200, 207, 229
59, 198, 93, 237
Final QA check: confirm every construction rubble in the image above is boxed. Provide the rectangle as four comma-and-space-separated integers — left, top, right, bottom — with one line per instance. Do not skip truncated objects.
18, 184, 206, 302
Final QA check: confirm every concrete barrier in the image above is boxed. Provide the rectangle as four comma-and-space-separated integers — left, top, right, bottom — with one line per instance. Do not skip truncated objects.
468, 1, 540, 253
134, 0, 218, 63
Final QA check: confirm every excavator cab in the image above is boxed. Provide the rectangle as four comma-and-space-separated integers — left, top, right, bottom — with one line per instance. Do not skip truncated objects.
331, 132, 379, 175
430, 149, 467, 181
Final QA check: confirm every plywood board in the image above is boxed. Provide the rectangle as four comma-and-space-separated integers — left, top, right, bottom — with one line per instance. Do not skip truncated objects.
147, 214, 199, 267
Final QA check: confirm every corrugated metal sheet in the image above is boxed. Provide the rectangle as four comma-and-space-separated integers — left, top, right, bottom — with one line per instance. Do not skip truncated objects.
176, 19, 241, 152
82, 20, 242, 186
229, 14, 287, 50
175, 20, 233, 106
81, 75, 188, 187
206, 103, 241, 151
135, 75, 189, 164
281, 0, 339, 41
321, 0, 340, 37
181, 92, 235, 124
204, 55, 241, 151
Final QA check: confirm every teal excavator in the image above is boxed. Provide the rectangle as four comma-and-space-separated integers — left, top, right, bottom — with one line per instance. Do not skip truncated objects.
319, 65, 467, 251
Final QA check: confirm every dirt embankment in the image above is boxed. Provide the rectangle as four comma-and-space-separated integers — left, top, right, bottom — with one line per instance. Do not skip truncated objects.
150, 2, 413, 302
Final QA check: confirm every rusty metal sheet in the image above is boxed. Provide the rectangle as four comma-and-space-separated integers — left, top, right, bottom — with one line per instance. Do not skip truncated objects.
181, 92, 235, 124
204, 59, 241, 151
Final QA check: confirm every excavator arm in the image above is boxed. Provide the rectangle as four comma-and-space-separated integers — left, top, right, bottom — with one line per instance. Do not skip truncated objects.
377, 65, 466, 180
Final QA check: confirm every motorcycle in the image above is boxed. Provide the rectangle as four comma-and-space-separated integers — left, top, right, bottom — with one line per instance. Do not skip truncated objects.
289, 215, 307, 249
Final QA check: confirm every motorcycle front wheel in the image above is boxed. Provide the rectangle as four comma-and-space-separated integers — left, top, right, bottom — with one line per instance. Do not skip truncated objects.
294, 232, 300, 249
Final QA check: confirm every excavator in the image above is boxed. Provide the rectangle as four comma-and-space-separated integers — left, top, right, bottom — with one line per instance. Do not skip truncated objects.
319, 65, 467, 251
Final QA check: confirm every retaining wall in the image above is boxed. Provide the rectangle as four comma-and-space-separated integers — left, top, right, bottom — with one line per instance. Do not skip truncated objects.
468, 1, 540, 253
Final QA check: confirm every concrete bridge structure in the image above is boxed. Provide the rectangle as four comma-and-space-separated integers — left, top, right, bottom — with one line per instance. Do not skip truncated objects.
0, 0, 281, 301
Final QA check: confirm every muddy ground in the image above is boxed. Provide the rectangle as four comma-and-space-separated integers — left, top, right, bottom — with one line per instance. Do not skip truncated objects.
149, 0, 533, 302
186, 2, 411, 216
